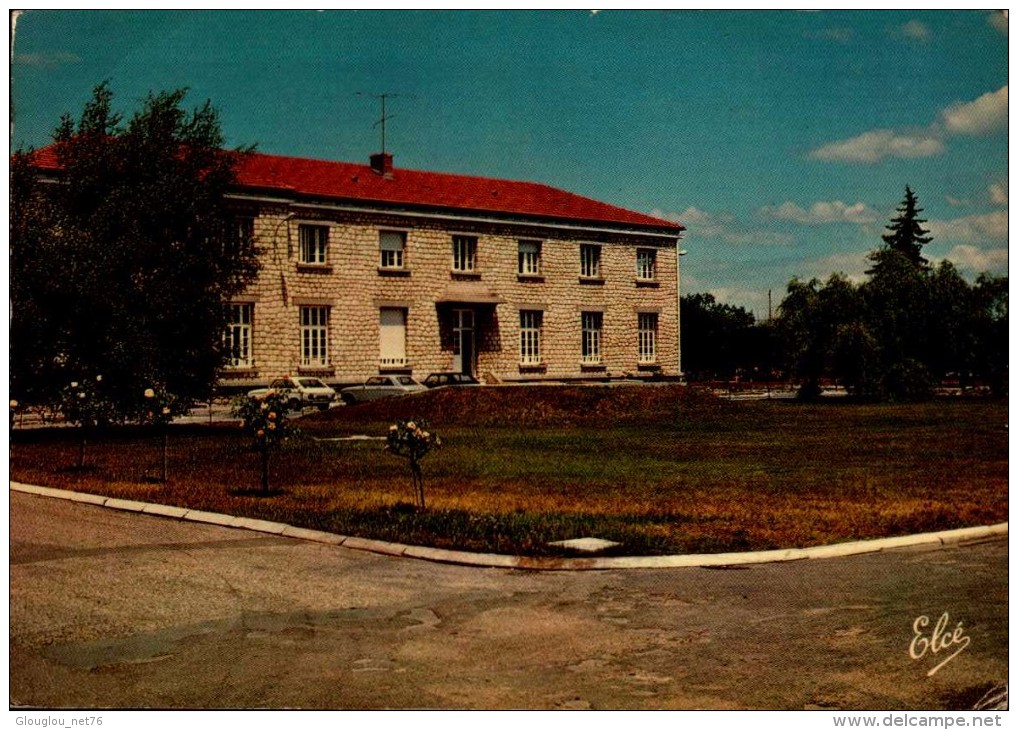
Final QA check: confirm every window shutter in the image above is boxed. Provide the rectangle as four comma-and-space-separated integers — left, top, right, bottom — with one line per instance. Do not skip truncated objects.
379, 308, 407, 364
380, 232, 404, 251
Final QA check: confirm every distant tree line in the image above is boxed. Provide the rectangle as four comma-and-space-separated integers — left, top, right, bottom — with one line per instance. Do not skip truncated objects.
679, 293, 775, 382
682, 187, 1007, 400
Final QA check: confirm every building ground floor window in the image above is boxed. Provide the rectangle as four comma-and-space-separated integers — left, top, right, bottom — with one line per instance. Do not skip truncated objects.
300, 306, 330, 368
222, 300, 674, 384
379, 307, 408, 367
638, 312, 658, 364
226, 303, 253, 368
581, 311, 603, 364
519, 310, 542, 365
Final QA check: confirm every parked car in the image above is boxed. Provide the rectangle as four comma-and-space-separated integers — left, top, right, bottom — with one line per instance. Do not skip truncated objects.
339, 375, 427, 404
247, 377, 336, 411
422, 372, 481, 388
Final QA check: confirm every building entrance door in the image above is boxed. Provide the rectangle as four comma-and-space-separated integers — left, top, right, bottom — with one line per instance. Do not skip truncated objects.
452, 308, 476, 376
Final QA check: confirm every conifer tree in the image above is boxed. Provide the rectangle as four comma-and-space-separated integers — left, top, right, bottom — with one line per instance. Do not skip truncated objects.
879, 185, 932, 268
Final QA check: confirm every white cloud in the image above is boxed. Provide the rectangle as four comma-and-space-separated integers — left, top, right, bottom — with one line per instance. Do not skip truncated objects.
942, 85, 1008, 135
797, 253, 870, 284
989, 181, 1008, 205
928, 211, 1008, 244
989, 10, 1007, 34
708, 287, 771, 317
759, 200, 879, 225
651, 206, 794, 246
653, 206, 714, 227
934, 245, 1008, 272
14, 50, 81, 68
901, 20, 931, 41
809, 129, 944, 163
810, 85, 1007, 164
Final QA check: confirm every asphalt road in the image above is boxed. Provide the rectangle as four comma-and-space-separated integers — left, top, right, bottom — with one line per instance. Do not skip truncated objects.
9, 491, 1008, 710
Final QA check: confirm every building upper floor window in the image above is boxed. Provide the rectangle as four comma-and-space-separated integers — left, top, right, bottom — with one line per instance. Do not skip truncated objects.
379, 231, 406, 269
299, 224, 329, 265
300, 306, 329, 368
580, 244, 602, 279
225, 303, 253, 368
379, 308, 408, 367
581, 311, 603, 364
227, 217, 255, 259
452, 235, 477, 272
519, 310, 543, 365
638, 312, 658, 364
518, 240, 542, 276
637, 248, 657, 281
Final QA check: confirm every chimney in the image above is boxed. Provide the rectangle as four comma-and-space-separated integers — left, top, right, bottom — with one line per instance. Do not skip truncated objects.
370, 152, 393, 178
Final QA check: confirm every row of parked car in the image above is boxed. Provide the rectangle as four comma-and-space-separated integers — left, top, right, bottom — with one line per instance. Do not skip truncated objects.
246, 372, 479, 411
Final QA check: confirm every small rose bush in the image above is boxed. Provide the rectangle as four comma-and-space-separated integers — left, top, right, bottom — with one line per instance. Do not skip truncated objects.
385, 419, 441, 509
140, 387, 180, 426
233, 392, 295, 493
59, 375, 117, 469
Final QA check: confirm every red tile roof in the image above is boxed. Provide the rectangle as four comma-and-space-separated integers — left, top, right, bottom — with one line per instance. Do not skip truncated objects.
28, 146, 683, 233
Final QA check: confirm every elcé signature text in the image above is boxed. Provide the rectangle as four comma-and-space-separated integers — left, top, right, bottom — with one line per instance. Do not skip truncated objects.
909, 612, 971, 677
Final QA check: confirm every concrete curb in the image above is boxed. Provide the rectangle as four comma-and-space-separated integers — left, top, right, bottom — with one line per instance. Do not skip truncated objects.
10, 481, 1008, 571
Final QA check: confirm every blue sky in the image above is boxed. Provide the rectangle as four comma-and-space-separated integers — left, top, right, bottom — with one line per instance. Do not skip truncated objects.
11, 10, 1008, 316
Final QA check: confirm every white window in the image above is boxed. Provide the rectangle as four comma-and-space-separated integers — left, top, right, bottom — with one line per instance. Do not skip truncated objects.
580, 244, 601, 278
519, 310, 542, 365
299, 224, 328, 265
452, 235, 477, 272
581, 312, 603, 364
379, 308, 408, 367
380, 231, 406, 269
638, 313, 658, 363
637, 249, 656, 281
226, 303, 252, 368
518, 240, 541, 276
300, 306, 329, 367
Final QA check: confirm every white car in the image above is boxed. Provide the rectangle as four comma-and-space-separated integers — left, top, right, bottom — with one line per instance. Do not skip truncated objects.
247, 377, 336, 411
339, 375, 428, 404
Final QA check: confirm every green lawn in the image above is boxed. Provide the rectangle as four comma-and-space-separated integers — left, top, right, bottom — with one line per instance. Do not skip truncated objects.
10, 387, 1008, 556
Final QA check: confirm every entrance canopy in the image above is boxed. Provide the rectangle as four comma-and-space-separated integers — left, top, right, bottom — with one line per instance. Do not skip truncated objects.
435, 282, 505, 306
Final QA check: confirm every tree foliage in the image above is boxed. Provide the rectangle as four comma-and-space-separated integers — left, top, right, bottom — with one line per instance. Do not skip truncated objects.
876, 185, 932, 269
776, 187, 1006, 400
680, 293, 771, 380
11, 83, 259, 418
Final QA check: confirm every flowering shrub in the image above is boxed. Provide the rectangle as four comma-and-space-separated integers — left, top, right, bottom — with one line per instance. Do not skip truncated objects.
141, 387, 179, 426
385, 419, 441, 509
59, 375, 117, 469
141, 387, 180, 482
60, 375, 116, 430
232, 392, 294, 493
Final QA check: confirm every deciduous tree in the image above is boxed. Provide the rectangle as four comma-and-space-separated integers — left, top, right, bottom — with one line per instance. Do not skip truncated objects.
11, 82, 259, 419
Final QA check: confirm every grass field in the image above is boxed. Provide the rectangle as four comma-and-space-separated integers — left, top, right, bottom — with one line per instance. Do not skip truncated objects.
9, 386, 1008, 556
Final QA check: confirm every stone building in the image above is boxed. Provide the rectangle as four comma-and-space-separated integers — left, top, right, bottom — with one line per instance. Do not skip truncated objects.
221, 151, 686, 387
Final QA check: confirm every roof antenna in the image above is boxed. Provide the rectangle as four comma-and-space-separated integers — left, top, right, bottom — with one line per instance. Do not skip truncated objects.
357, 92, 400, 154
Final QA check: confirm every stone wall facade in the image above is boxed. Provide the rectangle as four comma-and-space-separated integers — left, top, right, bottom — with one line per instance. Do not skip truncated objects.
221, 198, 683, 387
